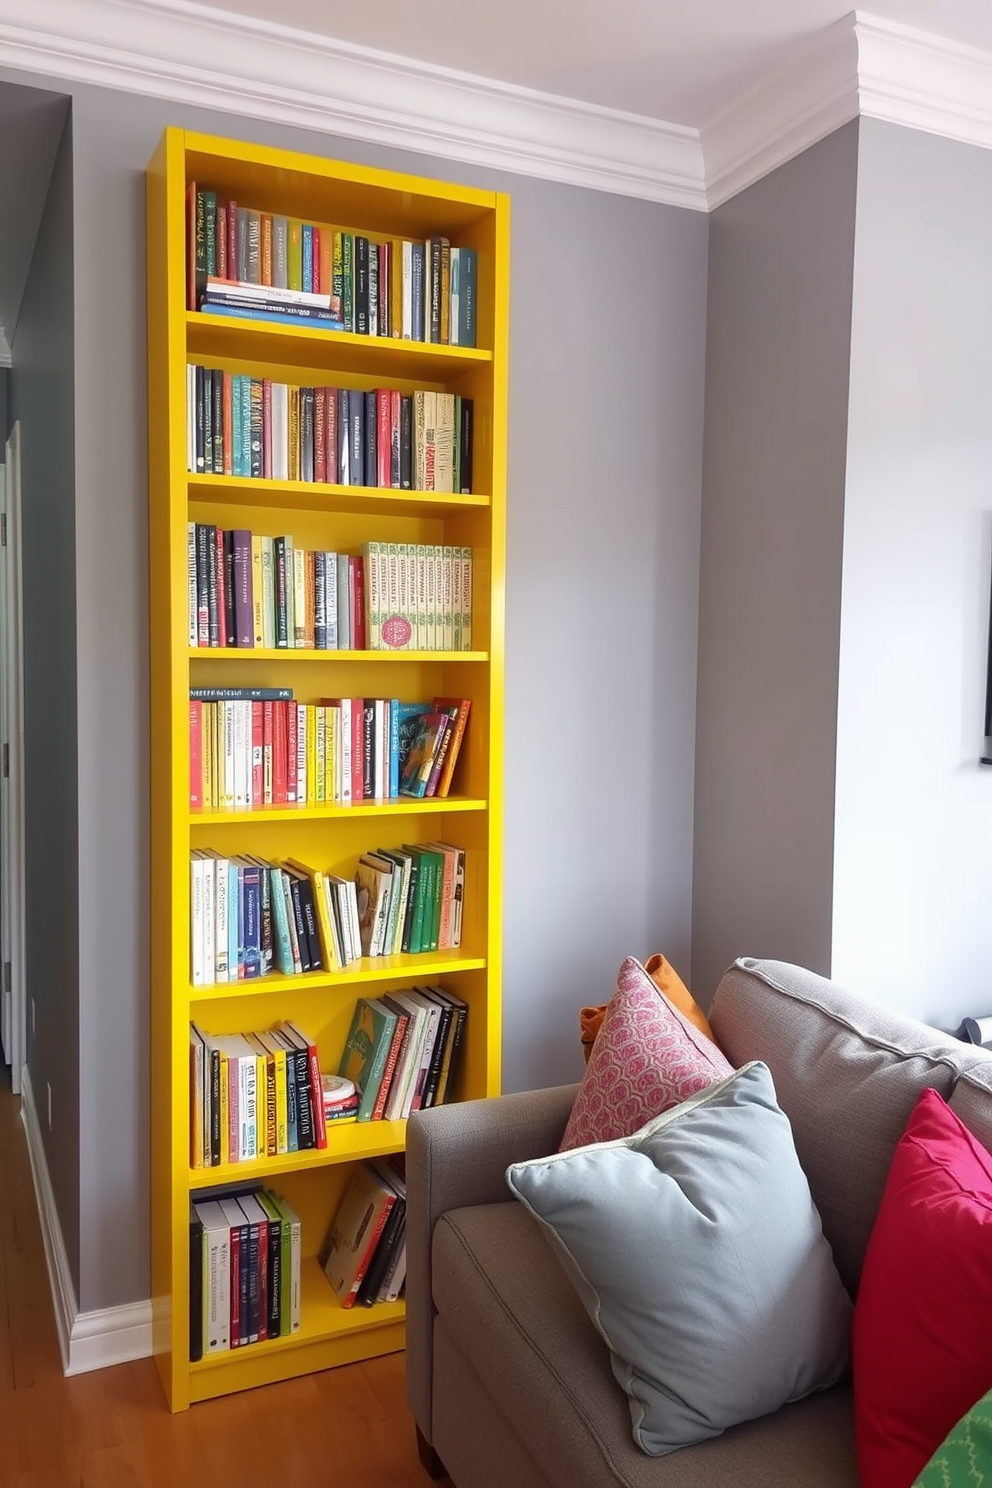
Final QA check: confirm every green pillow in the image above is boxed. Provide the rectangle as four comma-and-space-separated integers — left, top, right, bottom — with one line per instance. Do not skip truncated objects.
914, 1388, 992, 1486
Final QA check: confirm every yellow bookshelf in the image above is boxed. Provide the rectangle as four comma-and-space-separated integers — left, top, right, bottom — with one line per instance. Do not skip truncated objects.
147, 128, 508, 1410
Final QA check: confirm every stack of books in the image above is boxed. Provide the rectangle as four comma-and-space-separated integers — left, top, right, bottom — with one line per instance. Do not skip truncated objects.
337, 988, 467, 1123
362, 542, 472, 652
320, 1158, 408, 1310
189, 691, 471, 810
354, 842, 465, 958
187, 369, 474, 494
190, 1185, 302, 1359
189, 1019, 326, 1167
187, 186, 478, 345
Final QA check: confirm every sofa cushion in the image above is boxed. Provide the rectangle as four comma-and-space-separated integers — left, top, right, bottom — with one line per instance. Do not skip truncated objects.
579, 952, 717, 1061
508, 1063, 851, 1457
561, 956, 731, 1151
709, 958, 983, 1294
853, 1088, 992, 1488
431, 1198, 858, 1488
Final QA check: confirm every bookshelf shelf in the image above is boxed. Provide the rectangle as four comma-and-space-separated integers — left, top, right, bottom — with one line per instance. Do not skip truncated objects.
187, 310, 492, 379
187, 952, 488, 1006
187, 472, 491, 515
188, 648, 489, 663
190, 795, 487, 824
149, 127, 507, 1411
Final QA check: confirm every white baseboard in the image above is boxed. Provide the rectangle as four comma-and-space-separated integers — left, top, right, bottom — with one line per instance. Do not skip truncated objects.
19, 1067, 153, 1374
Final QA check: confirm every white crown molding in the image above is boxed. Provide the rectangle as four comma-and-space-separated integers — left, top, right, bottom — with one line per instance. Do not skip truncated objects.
20, 1067, 152, 1376
856, 13, 992, 154
0, 0, 707, 209
702, 15, 860, 210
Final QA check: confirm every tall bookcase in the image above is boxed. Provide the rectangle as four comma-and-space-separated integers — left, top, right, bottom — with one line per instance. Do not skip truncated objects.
146, 128, 508, 1411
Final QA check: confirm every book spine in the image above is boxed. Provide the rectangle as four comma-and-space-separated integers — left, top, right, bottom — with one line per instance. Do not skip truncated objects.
232, 530, 254, 648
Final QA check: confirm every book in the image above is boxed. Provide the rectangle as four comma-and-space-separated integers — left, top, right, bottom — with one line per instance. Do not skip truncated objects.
398, 713, 450, 798
338, 997, 397, 1121
321, 1163, 397, 1308
431, 698, 471, 796
354, 854, 393, 957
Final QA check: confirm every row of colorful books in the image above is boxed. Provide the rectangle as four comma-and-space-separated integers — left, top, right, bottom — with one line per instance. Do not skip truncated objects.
321, 1158, 408, 1310
338, 988, 466, 1124
187, 369, 473, 494
189, 1019, 328, 1168
187, 186, 478, 344
190, 1185, 302, 1358
189, 691, 471, 810
190, 841, 466, 987
187, 529, 474, 652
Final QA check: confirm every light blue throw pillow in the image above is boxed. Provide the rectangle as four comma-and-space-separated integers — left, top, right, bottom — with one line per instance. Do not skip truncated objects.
506, 1061, 851, 1456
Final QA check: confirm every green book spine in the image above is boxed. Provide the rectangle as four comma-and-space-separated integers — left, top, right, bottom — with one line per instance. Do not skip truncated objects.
425, 849, 442, 953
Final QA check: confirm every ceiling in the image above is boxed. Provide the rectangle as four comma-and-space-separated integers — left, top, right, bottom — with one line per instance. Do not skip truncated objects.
167, 0, 992, 127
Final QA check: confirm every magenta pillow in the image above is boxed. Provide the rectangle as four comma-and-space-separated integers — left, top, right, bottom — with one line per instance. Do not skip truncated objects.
560, 957, 733, 1151
853, 1087, 992, 1488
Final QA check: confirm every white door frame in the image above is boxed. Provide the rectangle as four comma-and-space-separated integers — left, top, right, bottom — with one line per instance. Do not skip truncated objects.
1, 423, 26, 1091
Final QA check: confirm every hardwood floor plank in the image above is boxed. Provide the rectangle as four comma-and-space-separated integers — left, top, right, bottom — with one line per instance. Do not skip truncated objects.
0, 1064, 440, 1487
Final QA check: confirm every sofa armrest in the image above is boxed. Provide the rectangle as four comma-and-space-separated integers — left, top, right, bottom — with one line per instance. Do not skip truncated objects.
405, 1083, 578, 1445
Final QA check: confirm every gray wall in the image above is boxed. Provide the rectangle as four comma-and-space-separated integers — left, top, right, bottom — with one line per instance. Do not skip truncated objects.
832, 119, 992, 1028
0, 369, 9, 440
9, 111, 80, 1287
0, 72, 707, 1310
692, 124, 858, 1005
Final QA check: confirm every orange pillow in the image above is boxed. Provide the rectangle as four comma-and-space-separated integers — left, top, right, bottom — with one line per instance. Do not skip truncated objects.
579, 954, 717, 1062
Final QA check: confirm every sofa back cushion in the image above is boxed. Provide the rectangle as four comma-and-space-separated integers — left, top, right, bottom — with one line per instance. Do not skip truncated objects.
709, 958, 982, 1296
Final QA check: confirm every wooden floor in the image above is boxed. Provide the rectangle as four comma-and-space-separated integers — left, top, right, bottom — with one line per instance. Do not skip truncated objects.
0, 1062, 435, 1487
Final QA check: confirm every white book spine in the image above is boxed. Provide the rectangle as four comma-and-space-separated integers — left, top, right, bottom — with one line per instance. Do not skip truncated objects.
417, 546, 428, 649
441, 546, 454, 651
339, 698, 352, 805
222, 701, 236, 811
187, 364, 195, 473
203, 1224, 231, 1352
289, 1215, 302, 1329
201, 855, 215, 988
233, 701, 248, 809
452, 544, 463, 653
363, 541, 380, 650
213, 855, 229, 981
190, 855, 205, 986
325, 552, 338, 649
373, 700, 386, 800
296, 703, 308, 805
461, 547, 473, 650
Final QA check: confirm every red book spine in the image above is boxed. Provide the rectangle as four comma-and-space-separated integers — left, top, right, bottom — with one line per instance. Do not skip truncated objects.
189, 701, 202, 810
343, 1195, 395, 1308
215, 529, 227, 648
272, 701, 288, 803
222, 374, 233, 475
262, 378, 272, 480
262, 700, 273, 806
314, 387, 327, 483
226, 199, 238, 281
390, 389, 402, 488
229, 1225, 241, 1345
351, 698, 364, 802
372, 1014, 408, 1121
326, 388, 339, 484
251, 702, 264, 807
376, 389, 391, 488
287, 703, 298, 802
351, 556, 366, 650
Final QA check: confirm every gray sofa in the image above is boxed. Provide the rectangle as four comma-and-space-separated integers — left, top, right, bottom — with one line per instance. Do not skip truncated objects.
405, 956, 992, 1487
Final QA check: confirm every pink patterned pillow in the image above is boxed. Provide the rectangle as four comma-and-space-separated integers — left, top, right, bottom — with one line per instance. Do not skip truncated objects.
560, 957, 733, 1151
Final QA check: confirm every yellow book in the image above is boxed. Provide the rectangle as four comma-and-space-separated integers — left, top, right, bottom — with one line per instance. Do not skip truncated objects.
258, 1033, 289, 1154
306, 705, 317, 806
326, 705, 339, 803
315, 706, 326, 804
202, 702, 215, 813
391, 237, 404, 339
251, 535, 264, 647
286, 856, 342, 972
289, 386, 300, 481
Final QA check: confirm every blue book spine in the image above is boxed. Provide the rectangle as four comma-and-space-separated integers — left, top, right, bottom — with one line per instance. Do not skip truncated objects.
302, 224, 313, 293
242, 863, 261, 978
314, 550, 326, 648
232, 375, 243, 476
411, 242, 425, 341
202, 302, 345, 330
235, 862, 245, 979
350, 397, 364, 487
389, 698, 401, 798
268, 868, 295, 976
338, 389, 350, 485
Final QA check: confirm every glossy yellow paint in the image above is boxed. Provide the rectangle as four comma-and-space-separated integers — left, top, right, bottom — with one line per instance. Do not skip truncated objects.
147, 127, 508, 1411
